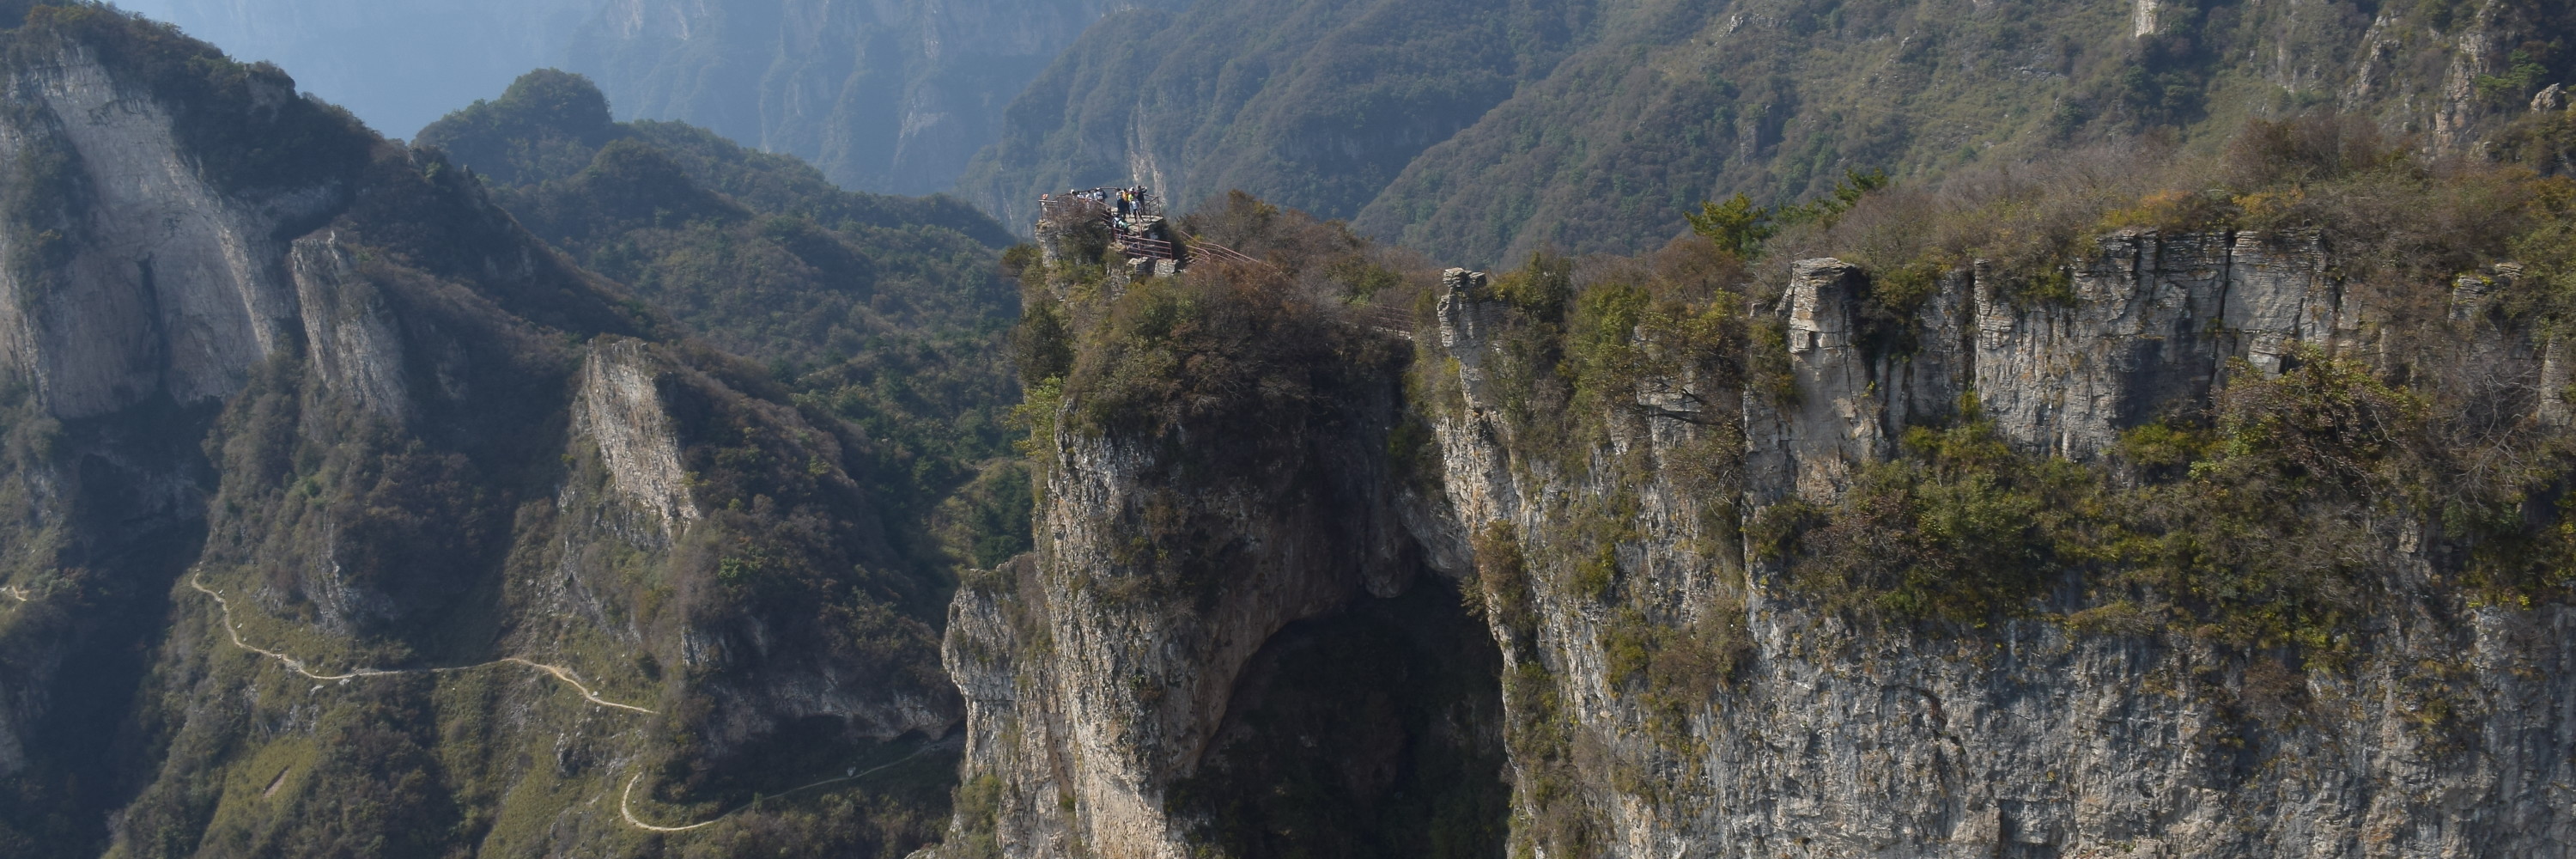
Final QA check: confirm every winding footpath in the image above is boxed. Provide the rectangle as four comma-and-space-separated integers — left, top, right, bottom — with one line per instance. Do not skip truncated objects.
187, 572, 927, 832
189, 573, 653, 709
191, 572, 958, 830
618, 738, 951, 832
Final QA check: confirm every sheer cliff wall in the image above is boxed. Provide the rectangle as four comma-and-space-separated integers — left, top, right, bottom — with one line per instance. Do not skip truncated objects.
939, 222, 2576, 857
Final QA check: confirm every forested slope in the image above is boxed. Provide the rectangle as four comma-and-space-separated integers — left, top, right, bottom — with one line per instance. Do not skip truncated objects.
566, 0, 1170, 194
419, 70, 1035, 584
968, 0, 2576, 266
956, 0, 1598, 242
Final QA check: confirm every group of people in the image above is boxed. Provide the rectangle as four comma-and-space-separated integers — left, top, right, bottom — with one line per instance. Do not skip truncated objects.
1045, 186, 1155, 216
1039, 186, 1176, 261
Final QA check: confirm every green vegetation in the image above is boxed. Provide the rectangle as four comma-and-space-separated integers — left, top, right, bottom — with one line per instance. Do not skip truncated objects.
1037, 192, 1419, 445
1459, 114, 2576, 650
1765, 114, 2574, 309
960, 0, 1595, 235
1753, 346, 2491, 652
0, 13, 975, 858
420, 70, 1030, 586
975, 0, 2576, 266
1376, 0, 2573, 264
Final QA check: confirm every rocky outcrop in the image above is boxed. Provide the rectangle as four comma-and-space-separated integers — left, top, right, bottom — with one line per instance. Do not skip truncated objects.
1971, 230, 2355, 461
1413, 233, 2576, 857
286, 233, 412, 419
942, 408, 1427, 856
571, 338, 697, 532
0, 40, 340, 420
1745, 229, 2362, 493
943, 226, 2576, 858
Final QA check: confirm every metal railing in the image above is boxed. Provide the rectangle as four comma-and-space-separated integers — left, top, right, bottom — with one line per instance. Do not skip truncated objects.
1182, 237, 1264, 268
1039, 190, 1163, 222
1342, 303, 1418, 339
1117, 235, 1178, 260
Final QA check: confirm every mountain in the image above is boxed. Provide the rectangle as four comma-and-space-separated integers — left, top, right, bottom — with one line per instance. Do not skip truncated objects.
966, 0, 2576, 267
418, 68, 1032, 592
102, 0, 607, 137
927, 107, 2576, 856
0, 6, 976, 856
103, 0, 1141, 196
566, 0, 1167, 194
956, 0, 1596, 248
25, 2, 2576, 858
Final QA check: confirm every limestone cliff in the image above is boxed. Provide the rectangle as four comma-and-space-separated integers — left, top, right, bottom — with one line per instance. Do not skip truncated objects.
1425, 234, 2575, 857
937, 204, 2576, 857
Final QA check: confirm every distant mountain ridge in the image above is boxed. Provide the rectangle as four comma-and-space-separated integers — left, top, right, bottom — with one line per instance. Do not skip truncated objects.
106, 0, 607, 137
968, 0, 2576, 266
106, 0, 1145, 196
567, 0, 1167, 194
955, 0, 1596, 249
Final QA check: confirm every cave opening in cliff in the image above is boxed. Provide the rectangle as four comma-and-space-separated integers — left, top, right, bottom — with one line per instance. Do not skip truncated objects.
1166, 576, 1510, 858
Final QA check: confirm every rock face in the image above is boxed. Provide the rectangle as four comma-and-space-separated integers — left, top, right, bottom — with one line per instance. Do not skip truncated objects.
0, 41, 338, 420
1747, 229, 2360, 506
942, 382, 1432, 856
0, 14, 958, 854
942, 225, 2576, 857
1430, 235, 2573, 857
573, 338, 700, 531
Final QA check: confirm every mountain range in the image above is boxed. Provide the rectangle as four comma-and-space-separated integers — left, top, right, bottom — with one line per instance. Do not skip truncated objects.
9, 1, 2576, 858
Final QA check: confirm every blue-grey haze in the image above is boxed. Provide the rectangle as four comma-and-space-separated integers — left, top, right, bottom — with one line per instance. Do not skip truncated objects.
106, 0, 1139, 196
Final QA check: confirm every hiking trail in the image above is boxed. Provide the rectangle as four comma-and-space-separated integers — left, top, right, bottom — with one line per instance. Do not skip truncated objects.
188, 571, 947, 833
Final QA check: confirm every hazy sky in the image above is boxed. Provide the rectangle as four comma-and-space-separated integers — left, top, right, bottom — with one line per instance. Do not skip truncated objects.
110, 0, 610, 138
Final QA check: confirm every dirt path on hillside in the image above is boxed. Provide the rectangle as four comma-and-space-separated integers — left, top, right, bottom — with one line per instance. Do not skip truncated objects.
190, 571, 945, 835
188, 573, 656, 711
618, 736, 957, 832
